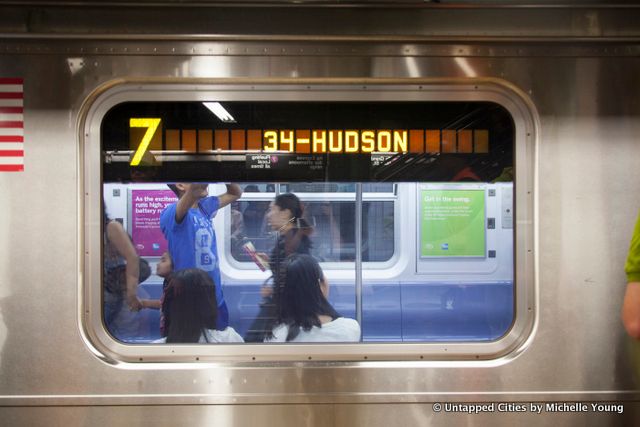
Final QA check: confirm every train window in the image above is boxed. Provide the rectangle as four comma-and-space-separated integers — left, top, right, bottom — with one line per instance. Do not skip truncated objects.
86, 83, 534, 361
229, 187, 395, 265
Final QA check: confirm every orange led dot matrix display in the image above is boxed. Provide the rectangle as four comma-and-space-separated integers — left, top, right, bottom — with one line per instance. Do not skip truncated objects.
129, 119, 490, 164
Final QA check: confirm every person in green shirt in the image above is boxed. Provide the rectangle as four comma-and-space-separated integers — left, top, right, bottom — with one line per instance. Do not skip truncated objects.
622, 212, 640, 338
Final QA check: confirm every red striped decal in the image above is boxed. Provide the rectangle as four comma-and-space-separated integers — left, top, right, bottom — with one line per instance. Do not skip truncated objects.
0, 107, 23, 114
0, 121, 23, 128
0, 93, 23, 99
0, 150, 24, 156
0, 164, 24, 172
0, 78, 23, 85
0, 136, 23, 142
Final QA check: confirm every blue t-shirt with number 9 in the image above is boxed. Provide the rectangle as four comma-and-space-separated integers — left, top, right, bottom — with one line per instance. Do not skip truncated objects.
160, 196, 228, 329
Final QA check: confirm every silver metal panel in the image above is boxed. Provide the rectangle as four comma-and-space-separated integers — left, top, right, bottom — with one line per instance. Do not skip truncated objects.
1, 3, 640, 425
0, 403, 638, 426
2, 3, 640, 39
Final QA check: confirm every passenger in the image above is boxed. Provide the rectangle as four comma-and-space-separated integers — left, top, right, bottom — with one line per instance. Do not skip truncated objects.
230, 200, 246, 253
103, 208, 149, 335
622, 211, 640, 339
266, 254, 360, 342
157, 269, 243, 343
310, 201, 342, 261
156, 250, 174, 284
243, 193, 313, 342
139, 251, 173, 336
241, 184, 270, 238
160, 183, 243, 330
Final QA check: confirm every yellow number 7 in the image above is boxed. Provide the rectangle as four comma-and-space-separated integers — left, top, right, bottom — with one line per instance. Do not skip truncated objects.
129, 118, 161, 166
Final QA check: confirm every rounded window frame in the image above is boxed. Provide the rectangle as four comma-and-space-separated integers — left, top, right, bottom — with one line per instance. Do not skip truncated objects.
79, 79, 537, 364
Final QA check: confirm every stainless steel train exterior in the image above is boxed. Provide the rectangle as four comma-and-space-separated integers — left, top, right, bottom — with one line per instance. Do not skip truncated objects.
1, 1, 640, 425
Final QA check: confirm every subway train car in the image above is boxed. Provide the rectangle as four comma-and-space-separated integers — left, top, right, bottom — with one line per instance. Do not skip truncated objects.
1, 1, 640, 425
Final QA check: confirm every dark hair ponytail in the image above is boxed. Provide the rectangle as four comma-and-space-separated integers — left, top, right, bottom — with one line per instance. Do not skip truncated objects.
274, 193, 312, 229
273, 193, 313, 255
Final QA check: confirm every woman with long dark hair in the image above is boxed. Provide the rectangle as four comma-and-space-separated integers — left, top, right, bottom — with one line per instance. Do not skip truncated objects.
244, 193, 313, 342
159, 269, 243, 343
267, 254, 360, 342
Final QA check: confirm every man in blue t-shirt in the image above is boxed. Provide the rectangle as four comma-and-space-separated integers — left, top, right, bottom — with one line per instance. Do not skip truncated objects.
160, 183, 242, 329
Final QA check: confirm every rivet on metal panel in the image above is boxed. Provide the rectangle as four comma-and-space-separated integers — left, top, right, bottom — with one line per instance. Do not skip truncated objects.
172, 48, 175, 52
153, 48, 157, 52
123, 47, 128, 52
418, 86, 423, 90
364, 356, 368, 359
281, 48, 286, 53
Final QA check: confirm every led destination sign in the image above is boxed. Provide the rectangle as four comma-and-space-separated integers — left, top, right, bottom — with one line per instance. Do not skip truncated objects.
129, 118, 490, 165
263, 129, 409, 153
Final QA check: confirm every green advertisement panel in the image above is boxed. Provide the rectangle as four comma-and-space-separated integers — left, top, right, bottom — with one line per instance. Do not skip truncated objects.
420, 189, 486, 257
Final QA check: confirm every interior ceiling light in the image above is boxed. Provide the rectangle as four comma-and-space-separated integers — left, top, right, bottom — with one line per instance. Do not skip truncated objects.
203, 102, 236, 123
